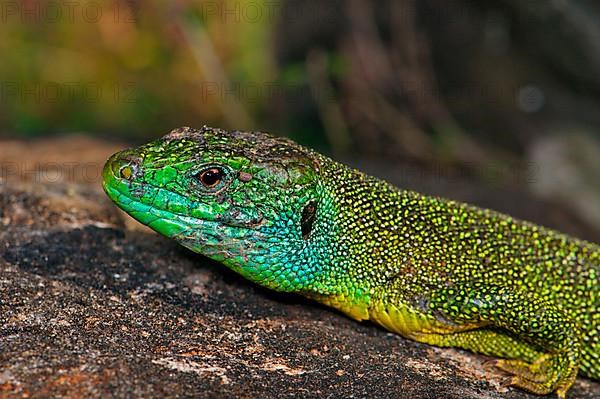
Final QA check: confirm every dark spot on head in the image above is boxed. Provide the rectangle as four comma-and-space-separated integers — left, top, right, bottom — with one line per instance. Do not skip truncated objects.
162, 126, 203, 143
238, 171, 253, 182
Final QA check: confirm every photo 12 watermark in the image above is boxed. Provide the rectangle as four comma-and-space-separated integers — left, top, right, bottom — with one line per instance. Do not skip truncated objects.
394, 161, 540, 185
199, 1, 341, 24
0, 81, 139, 104
1, 161, 103, 184
199, 81, 336, 104
399, 81, 546, 111
397, 0, 539, 24
0, 1, 138, 24
0, 161, 540, 186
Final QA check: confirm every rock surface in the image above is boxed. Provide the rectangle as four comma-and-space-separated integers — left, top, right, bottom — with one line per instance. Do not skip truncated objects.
1, 137, 599, 398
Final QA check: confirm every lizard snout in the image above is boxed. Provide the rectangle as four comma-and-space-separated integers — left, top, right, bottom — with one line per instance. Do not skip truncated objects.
103, 149, 143, 184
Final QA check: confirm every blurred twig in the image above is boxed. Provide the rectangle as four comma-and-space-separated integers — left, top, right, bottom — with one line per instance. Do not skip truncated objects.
176, 11, 253, 129
344, 0, 490, 162
306, 49, 352, 156
345, 0, 432, 158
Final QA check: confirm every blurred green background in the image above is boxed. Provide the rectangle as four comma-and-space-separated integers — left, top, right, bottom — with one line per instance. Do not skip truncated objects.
1, 0, 599, 224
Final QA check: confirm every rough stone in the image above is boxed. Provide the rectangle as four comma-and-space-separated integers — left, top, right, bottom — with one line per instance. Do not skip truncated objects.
1, 137, 598, 398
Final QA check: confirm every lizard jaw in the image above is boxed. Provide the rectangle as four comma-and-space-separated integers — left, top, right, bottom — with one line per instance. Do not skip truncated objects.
101, 152, 257, 245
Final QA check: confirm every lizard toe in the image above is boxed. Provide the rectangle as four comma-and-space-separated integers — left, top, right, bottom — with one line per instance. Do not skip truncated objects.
496, 352, 579, 396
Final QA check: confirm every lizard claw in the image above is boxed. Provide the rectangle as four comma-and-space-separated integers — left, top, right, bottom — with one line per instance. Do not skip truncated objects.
494, 353, 578, 397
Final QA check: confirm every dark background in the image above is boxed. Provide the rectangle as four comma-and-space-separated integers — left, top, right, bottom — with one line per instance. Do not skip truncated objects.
1, 0, 599, 228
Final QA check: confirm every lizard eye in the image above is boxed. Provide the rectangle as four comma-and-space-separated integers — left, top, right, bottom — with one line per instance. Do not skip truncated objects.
197, 168, 223, 188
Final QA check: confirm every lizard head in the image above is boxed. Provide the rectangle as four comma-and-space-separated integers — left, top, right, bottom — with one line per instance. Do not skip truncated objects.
102, 126, 329, 291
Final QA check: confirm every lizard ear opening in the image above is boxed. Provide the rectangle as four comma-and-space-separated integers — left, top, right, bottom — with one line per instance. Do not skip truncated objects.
301, 201, 317, 239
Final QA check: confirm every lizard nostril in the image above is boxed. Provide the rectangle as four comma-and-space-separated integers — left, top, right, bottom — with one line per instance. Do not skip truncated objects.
119, 164, 136, 180
113, 150, 141, 181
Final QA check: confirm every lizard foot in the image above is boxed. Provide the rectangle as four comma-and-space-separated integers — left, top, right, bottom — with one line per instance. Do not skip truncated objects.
496, 353, 578, 398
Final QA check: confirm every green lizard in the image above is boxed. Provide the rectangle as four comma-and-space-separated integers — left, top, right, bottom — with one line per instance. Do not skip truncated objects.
102, 126, 599, 398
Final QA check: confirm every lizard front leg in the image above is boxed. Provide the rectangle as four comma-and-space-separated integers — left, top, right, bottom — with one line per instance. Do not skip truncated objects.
370, 281, 581, 398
